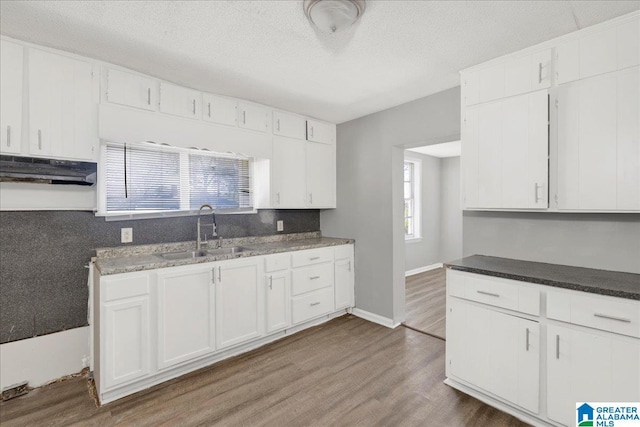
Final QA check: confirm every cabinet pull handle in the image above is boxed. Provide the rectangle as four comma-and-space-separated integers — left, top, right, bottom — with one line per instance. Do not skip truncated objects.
208, 102, 211, 118
269, 275, 273, 290
276, 119, 280, 132
218, 266, 222, 282
310, 126, 314, 138
534, 183, 544, 203
276, 192, 280, 204
525, 328, 530, 351
538, 62, 543, 83
309, 193, 313, 204
310, 302, 320, 307
594, 313, 632, 323
147, 88, 151, 105
555, 334, 560, 359
309, 256, 320, 261
242, 110, 246, 125
310, 276, 321, 280
37, 129, 42, 150
6, 125, 10, 147
476, 290, 499, 298
192, 99, 196, 115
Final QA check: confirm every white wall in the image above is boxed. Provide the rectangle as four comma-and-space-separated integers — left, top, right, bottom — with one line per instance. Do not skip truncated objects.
440, 157, 462, 263
321, 87, 461, 323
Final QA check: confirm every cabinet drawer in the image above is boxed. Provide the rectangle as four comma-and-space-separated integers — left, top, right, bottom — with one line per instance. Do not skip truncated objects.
334, 244, 353, 260
102, 272, 150, 302
547, 289, 640, 338
291, 263, 333, 296
291, 247, 333, 268
291, 287, 334, 324
265, 254, 290, 273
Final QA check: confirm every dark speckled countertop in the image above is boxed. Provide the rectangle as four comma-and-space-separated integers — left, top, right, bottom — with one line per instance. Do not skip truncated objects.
446, 255, 640, 300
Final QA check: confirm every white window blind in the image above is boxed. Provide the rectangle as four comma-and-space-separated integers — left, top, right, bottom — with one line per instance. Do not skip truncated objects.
102, 141, 253, 215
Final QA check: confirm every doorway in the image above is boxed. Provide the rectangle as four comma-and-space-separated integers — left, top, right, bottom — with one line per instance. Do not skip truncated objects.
402, 141, 462, 339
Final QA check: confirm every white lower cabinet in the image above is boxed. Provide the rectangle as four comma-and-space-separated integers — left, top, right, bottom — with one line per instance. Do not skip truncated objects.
156, 265, 215, 370
96, 244, 354, 404
215, 258, 262, 349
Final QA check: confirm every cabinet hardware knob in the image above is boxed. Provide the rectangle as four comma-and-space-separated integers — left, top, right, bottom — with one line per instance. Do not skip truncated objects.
555, 334, 560, 360
476, 290, 499, 298
594, 313, 631, 323
6, 125, 10, 147
310, 302, 320, 307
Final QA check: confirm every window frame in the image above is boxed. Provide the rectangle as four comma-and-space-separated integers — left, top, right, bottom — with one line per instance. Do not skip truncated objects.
404, 157, 422, 242
97, 140, 256, 220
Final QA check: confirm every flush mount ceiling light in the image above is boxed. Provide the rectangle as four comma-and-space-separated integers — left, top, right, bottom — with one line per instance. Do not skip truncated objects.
303, 0, 366, 33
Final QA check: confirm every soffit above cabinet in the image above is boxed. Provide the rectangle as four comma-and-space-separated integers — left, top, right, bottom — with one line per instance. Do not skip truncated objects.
1, 1, 638, 124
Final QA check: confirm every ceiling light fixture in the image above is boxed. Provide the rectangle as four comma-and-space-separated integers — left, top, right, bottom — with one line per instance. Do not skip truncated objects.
303, 0, 366, 33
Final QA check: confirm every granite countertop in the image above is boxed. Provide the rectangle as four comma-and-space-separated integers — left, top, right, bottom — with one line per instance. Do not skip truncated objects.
94, 231, 354, 275
446, 255, 640, 300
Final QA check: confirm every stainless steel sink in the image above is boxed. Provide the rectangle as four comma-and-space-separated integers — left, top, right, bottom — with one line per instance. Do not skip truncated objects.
159, 246, 250, 260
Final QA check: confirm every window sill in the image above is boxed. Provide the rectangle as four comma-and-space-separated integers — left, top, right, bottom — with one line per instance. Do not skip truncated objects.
405, 237, 422, 243
96, 208, 257, 221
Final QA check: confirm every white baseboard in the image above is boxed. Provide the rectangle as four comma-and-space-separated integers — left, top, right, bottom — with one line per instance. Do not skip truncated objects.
0, 326, 90, 391
352, 308, 401, 329
405, 263, 444, 277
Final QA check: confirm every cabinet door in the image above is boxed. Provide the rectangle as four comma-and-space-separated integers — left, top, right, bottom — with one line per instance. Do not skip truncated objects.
29, 49, 96, 161
478, 63, 505, 103
306, 119, 335, 144
271, 136, 306, 208
462, 70, 480, 107
202, 93, 238, 127
306, 141, 336, 207
238, 102, 269, 133
159, 82, 201, 120
334, 257, 354, 310
106, 68, 157, 111
462, 107, 479, 208
547, 324, 640, 426
616, 69, 640, 210
477, 101, 503, 208
0, 40, 23, 155
516, 318, 539, 413
103, 296, 151, 389
156, 266, 215, 370
504, 49, 551, 97
579, 26, 618, 80
265, 271, 290, 333
273, 111, 306, 140
216, 259, 261, 349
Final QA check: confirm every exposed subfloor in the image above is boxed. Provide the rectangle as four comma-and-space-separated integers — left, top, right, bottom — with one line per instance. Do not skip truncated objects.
404, 267, 447, 339
0, 315, 526, 426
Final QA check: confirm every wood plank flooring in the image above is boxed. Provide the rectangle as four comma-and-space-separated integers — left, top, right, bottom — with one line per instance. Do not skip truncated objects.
404, 268, 447, 339
0, 315, 527, 427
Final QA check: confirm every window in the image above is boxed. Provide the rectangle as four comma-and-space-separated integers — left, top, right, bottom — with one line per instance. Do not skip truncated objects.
100, 141, 252, 217
404, 158, 421, 240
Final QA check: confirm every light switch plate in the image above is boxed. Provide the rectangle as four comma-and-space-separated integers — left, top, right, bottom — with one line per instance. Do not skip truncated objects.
121, 228, 133, 243
277, 220, 284, 232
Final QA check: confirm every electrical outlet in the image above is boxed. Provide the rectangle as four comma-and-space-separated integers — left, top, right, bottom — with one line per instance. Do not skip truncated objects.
277, 220, 284, 232
121, 228, 133, 243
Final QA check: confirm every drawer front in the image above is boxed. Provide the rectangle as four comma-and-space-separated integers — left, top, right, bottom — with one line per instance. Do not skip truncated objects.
291, 287, 334, 324
291, 262, 333, 296
265, 254, 290, 273
464, 273, 519, 312
548, 289, 640, 338
102, 272, 150, 302
291, 247, 333, 268
334, 244, 353, 260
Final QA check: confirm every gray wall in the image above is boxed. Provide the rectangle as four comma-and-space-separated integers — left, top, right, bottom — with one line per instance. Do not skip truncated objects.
464, 212, 640, 274
440, 157, 462, 263
0, 209, 319, 343
321, 87, 461, 322
404, 152, 441, 271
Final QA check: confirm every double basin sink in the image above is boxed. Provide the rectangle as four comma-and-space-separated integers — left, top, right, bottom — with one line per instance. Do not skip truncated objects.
159, 246, 254, 261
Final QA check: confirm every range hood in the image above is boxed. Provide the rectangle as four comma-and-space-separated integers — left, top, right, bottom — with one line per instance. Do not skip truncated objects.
0, 155, 97, 186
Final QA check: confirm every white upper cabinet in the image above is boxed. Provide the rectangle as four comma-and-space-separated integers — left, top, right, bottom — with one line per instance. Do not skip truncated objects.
271, 136, 307, 208
238, 102, 269, 133
29, 48, 96, 161
202, 93, 237, 127
273, 110, 306, 140
159, 82, 202, 120
106, 68, 157, 111
306, 119, 335, 144
557, 67, 639, 211
0, 40, 23, 155
464, 90, 548, 210
556, 17, 639, 85
306, 141, 336, 207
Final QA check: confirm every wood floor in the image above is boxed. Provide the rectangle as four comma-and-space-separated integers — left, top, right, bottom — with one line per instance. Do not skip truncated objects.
404, 268, 447, 339
0, 315, 527, 427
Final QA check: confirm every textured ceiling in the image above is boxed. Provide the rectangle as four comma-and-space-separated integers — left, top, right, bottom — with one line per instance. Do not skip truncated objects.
1, 1, 638, 124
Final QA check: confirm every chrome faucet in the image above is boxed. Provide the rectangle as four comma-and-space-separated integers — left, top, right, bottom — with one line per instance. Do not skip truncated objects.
197, 204, 219, 250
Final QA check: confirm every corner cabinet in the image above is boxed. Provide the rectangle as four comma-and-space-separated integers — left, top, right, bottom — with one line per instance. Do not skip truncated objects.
94, 243, 354, 404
